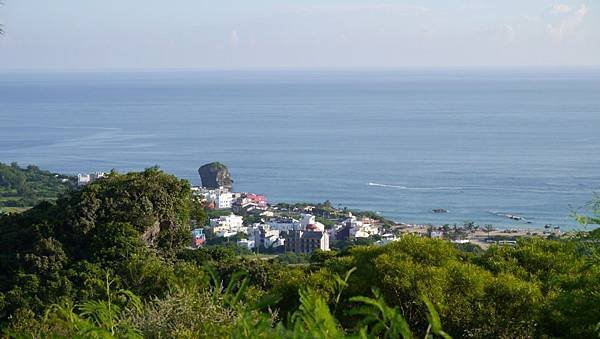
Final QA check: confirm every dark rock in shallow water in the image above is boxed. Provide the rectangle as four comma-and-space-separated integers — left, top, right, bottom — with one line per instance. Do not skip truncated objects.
198, 162, 233, 189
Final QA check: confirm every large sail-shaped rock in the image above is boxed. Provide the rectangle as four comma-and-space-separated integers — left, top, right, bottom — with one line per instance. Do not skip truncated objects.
198, 162, 233, 189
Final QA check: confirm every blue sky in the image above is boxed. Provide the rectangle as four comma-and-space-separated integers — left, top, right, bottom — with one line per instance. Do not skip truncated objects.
0, 0, 598, 69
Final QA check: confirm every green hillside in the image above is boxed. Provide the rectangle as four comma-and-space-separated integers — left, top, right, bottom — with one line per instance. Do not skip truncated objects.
0, 162, 75, 212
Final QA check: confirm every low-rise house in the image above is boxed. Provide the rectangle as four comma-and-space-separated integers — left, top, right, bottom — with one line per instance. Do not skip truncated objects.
268, 235, 286, 248
497, 240, 517, 246
260, 210, 274, 217
191, 228, 206, 248
237, 238, 255, 250
249, 224, 283, 249
233, 193, 268, 213
336, 213, 380, 239
210, 213, 245, 237
429, 231, 443, 239
351, 226, 378, 238
245, 193, 268, 207
77, 172, 106, 186
376, 233, 399, 246
77, 174, 91, 186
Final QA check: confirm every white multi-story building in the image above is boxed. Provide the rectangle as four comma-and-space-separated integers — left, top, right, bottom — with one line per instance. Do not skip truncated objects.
77, 174, 91, 186
340, 213, 381, 239
300, 214, 315, 227
299, 213, 325, 231
351, 225, 379, 238
77, 172, 107, 186
267, 217, 301, 232
267, 214, 324, 233
192, 187, 234, 209
248, 223, 284, 249
215, 191, 233, 209
210, 214, 245, 237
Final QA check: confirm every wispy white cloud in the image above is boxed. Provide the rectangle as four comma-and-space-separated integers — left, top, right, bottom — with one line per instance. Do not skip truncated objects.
547, 4, 589, 41
551, 4, 572, 14
503, 24, 516, 43
293, 4, 431, 14
230, 29, 239, 48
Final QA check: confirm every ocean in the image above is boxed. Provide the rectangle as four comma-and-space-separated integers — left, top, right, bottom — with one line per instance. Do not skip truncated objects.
1, 69, 599, 230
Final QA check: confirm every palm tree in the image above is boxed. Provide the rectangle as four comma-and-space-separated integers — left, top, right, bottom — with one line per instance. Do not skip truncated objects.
442, 224, 450, 233
426, 225, 434, 237
463, 221, 475, 233
483, 224, 494, 238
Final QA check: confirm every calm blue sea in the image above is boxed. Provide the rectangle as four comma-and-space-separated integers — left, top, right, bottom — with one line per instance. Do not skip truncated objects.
1, 69, 599, 230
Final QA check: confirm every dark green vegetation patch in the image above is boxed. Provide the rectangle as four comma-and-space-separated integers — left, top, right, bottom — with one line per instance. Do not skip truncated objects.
0, 162, 75, 211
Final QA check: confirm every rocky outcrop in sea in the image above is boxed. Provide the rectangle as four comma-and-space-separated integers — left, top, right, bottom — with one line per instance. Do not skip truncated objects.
198, 162, 233, 189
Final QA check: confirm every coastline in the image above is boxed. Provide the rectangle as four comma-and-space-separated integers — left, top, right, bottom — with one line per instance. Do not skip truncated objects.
395, 223, 564, 249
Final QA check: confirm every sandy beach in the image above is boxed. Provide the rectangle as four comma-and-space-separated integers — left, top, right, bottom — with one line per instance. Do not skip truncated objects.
396, 224, 559, 249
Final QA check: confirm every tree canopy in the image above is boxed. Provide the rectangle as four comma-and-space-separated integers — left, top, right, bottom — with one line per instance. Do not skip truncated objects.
0, 162, 75, 209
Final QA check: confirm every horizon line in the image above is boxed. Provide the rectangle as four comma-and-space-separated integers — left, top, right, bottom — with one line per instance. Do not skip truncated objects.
1, 65, 600, 73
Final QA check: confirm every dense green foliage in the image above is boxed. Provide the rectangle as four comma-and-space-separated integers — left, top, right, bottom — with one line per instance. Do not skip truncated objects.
0, 162, 74, 210
0, 168, 191, 320
0, 168, 599, 338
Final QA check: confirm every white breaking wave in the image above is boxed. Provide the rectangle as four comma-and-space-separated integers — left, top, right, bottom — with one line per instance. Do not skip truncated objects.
368, 182, 408, 189
368, 183, 460, 191
368, 182, 580, 194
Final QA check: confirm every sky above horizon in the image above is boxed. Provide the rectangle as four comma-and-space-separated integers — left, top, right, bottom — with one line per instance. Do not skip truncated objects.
0, 0, 598, 70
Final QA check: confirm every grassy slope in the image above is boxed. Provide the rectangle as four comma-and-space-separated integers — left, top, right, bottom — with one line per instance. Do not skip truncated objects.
0, 162, 75, 210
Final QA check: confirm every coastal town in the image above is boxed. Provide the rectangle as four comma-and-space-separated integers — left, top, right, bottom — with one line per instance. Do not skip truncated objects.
75, 162, 565, 254
195, 163, 568, 252
188, 162, 379, 253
